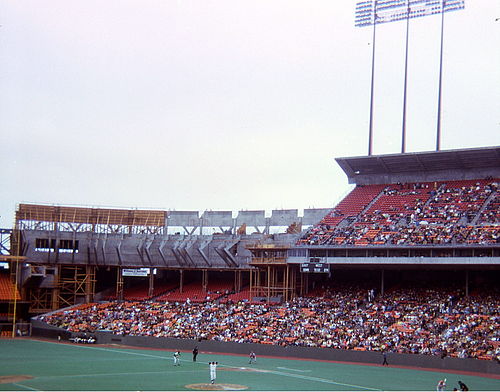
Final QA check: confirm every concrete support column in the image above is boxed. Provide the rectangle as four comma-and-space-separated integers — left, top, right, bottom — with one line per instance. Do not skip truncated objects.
116, 267, 123, 301
285, 265, 289, 302
465, 270, 469, 298
267, 266, 271, 301
86, 265, 95, 303
381, 269, 385, 297
234, 270, 242, 292
202, 269, 208, 292
148, 268, 154, 298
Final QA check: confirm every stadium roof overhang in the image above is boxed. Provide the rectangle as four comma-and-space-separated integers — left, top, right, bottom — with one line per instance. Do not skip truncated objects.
335, 146, 500, 185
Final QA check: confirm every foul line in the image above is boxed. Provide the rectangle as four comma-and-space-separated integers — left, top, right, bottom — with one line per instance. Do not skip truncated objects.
30, 339, 169, 360
219, 363, 381, 391
12, 384, 40, 392
261, 368, 381, 391
277, 366, 311, 373
25, 341, 380, 390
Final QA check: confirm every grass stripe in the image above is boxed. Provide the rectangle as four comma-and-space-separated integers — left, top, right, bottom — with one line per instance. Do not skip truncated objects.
35, 369, 199, 380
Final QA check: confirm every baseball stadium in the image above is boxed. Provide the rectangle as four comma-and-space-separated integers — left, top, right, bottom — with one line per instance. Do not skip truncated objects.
1, 1, 499, 391
1, 146, 499, 391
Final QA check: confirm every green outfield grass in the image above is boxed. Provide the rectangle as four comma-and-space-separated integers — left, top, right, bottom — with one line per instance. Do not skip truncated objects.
0, 339, 499, 391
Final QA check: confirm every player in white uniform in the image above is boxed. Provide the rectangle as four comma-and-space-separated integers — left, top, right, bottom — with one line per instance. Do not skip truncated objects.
173, 350, 181, 366
249, 351, 256, 364
209, 361, 218, 384
436, 378, 446, 391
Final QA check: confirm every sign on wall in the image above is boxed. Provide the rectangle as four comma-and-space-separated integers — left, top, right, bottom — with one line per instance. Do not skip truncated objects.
122, 268, 150, 277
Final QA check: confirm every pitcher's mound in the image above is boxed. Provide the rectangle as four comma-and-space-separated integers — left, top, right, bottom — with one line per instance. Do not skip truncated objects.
0, 375, 33, 384
186, 383, 248, 390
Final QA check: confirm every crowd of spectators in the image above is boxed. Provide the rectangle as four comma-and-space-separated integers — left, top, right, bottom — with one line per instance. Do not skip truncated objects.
418, 182, 494, 224
40, 286, 499, 362
300, 180, 499, 246
310, 223, 499, 246
478, 194, 500, 225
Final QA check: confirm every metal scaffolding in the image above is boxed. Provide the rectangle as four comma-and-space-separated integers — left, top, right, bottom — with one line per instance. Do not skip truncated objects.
55, 265, 96, 308
247, 244, 298, 303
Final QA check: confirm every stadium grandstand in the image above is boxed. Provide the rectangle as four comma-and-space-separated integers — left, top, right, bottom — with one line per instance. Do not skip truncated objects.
1, 146, 499, 370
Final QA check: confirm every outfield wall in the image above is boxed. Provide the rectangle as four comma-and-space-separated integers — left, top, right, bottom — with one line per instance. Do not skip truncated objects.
31, 320, 500, 376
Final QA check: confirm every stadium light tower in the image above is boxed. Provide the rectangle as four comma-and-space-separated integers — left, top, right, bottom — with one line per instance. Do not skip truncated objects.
355, 0, 465, 155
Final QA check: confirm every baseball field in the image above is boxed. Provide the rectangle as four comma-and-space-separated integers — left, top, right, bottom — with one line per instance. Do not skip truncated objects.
1, 338, 499, 391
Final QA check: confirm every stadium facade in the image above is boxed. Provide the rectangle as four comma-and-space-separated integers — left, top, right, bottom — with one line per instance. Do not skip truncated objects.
1, 146, 499, 322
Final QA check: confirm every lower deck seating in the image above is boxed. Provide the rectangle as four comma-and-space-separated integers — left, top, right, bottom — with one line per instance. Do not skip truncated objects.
220, 287, 251, 303
40, 285, 500, 361
0, 273, 21, 301
105, 281, 179, 301
155, 281, 234, 303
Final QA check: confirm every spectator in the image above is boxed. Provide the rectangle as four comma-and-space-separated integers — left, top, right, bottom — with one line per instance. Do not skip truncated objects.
40, 285, 499, 361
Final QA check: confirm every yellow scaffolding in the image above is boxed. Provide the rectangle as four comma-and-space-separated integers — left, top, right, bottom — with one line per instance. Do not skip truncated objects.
247, 244, 298, 303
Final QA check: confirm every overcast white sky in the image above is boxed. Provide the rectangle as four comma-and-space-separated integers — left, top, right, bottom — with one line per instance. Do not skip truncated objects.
0, 0, 499, 228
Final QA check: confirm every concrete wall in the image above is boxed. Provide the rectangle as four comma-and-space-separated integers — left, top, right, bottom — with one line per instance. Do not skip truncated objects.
269, 209, 299, 226
21, 230, 304, 268
31, 320, 500, 375
302, 208, 332, 225
235, 211, 266, 227
201, 211, 233, 227
167, 211, 200, 227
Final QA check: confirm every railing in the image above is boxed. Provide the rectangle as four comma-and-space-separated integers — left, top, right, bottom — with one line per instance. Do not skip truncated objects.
250, 257, 287, 264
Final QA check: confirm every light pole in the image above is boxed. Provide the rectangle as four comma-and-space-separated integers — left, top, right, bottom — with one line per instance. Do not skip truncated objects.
355, 0, 465, 155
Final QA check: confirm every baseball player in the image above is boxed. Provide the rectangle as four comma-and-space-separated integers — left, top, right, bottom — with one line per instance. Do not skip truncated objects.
436, 378, 446, 391
173, 350, 181, 366
209, 361, 218, 384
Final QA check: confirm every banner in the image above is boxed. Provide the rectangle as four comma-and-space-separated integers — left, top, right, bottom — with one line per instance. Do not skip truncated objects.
122, 268, 150, 277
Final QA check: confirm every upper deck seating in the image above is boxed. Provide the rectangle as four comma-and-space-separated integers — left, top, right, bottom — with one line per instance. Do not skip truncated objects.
477, 191, 500, 225
298, 184, 386, 245
297, 179, 499, 246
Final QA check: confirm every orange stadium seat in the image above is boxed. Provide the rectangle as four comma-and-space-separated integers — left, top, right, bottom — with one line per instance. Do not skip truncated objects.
0, 274, 21, 301
298, 179, 499, 246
